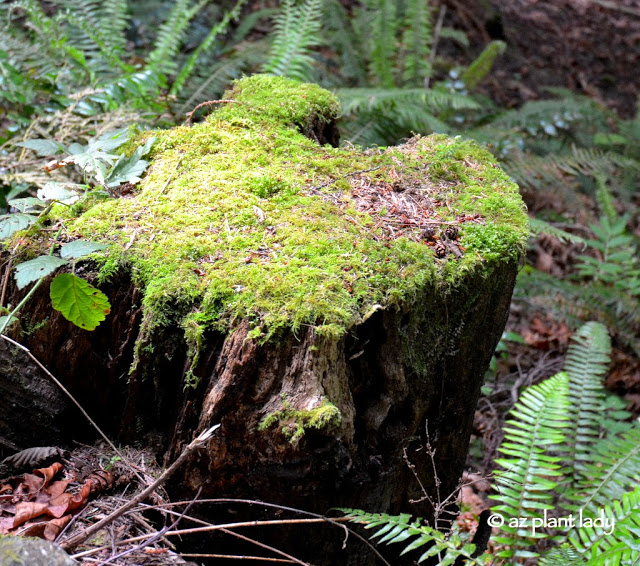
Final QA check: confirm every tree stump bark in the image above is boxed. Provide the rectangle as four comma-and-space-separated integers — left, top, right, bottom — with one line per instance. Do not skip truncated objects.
0, 75, 528, 564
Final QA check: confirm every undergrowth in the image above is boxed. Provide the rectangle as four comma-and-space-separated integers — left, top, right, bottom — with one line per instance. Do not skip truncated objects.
342, 322, 640, 565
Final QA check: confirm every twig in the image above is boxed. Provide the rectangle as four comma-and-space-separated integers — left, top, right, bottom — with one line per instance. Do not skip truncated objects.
122, 503, 311, 566
180, 554, 294, 563
0, 335, 130, 467
61, 424, 219, 551
97, 488, 202, 564
72, 501, 391, 566
0, 248, 17, 307
404, 446, 430, 504
216, 526, 311, 566
158, 154, 184, 195
185, 99, 240, 125
146, 498, 382, 561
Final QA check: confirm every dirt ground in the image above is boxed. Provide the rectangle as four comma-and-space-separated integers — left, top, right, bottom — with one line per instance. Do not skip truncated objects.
445, 0, 640, 117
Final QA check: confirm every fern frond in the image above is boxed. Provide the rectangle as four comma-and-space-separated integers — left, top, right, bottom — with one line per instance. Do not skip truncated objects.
337, 87, 480, 116
175, 42, 266, 116
339, 509, 490, 564
486, 96, 608, 135
337, 115, 381, 146
565, 146, 639, 177
368, 0, 398, 87
567, 485, 640, 565
321, 0, 367, 85
147, 0, 208, 76
491, 373, 571, 559
170, 0, 251, 96
391, 102, 450, 134
594, 173, 619, 222
562, 321, 612, 482
100, 0, 130, 56
540, 544, 587, 565
263, 0, 322, 82
400, 0, 432, 86
461, 40, 506, 91
4, 0, 59, 43
57, 0, 129, 72
573, 429, 640, 515
2, 0, 73, 81
528, 218, 588, 246
439, 27, 469, 47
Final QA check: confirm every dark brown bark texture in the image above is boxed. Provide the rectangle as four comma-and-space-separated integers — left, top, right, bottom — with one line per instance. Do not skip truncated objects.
0, 256, 517, 564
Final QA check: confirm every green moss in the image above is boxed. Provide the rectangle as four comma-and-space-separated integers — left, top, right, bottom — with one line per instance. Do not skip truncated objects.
258, 398, 342, 444
55, 75, 527, 362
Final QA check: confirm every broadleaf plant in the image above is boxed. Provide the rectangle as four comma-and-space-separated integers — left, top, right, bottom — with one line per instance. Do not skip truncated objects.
0, 239, 110, 334
0, 130, 155, 241
50, 273, 111, 331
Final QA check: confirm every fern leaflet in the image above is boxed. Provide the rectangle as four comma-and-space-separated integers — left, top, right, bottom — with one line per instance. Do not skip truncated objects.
339, 509, 490, 564
263, 0, 323, 82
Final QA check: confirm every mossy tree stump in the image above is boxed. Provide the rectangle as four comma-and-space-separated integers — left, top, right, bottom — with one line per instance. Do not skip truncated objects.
1, 76, 527, 564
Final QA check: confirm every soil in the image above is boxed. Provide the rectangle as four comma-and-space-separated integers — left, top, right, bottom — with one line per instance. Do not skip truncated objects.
443, 0, 640, 117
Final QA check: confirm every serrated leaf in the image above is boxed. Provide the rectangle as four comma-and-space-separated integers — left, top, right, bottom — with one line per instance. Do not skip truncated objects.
14, 256, 68, 289
0, 213, 38, 240
50, 273, 110, 330
60, 240, 108, 259
14, 139, 66, 157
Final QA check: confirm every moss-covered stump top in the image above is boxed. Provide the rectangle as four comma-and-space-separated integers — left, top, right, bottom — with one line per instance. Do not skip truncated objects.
68, 75, 528, 341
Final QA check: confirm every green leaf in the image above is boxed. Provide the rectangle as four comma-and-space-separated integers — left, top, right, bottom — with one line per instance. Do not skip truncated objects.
14, 139, 66, 157
37, 182, 82, 204
103, 154, 149, 187
14, 256, 67, 289
0, 213, 38, 240
7, 197, 47, 213
593, 132, 627, 146
50, 273, 111, 331
60, 240, 108, 259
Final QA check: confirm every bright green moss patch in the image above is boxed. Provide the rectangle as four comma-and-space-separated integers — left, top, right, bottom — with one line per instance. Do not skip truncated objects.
64, 75, 527, 345
258, 398, 342, 444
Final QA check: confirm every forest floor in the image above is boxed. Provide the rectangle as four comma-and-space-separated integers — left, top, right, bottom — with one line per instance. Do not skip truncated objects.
444, 0, 640, 540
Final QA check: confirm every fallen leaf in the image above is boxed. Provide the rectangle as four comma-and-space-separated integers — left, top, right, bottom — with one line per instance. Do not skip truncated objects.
13, 502, 49, 528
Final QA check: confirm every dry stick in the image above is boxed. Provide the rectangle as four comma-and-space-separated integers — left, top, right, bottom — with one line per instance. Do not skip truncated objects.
161, 498, 390, 564
140, 499, 391, 566
72, 516, 388, 566
73, 518, 335, 557
61, 424, 219, 551
97, 488, 202, 565
216, 526, 311, 566
158, 154, 184, 195
185, 99, 240, 125
123, 505, 312, 566
0, 253, 15, 307
181, 555, 294, 563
